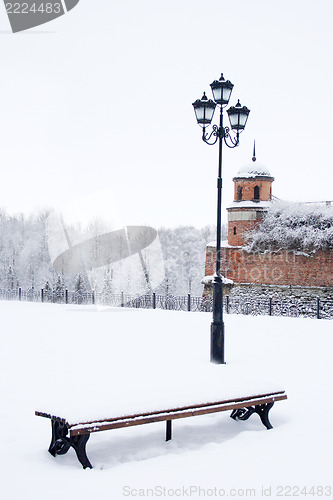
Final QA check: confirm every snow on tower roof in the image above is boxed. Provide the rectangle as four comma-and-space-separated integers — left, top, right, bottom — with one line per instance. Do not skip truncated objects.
234, 141, 274, 179
235, 161, 273, 178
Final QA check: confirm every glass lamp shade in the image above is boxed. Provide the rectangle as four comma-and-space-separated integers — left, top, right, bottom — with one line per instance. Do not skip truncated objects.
210, 73, 234, 105
192, 92, 216, 126
227, 100, 250, 131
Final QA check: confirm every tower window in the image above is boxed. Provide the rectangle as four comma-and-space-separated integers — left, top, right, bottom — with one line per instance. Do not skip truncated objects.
254, 185, 260, 200
237, 186, 243, 201
233, 226, 237, 235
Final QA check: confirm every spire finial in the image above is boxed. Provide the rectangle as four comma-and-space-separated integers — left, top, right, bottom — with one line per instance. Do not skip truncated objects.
252, 140, 256, 162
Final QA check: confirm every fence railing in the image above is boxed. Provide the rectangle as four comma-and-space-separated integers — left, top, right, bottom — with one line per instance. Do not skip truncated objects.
0, 288, 332, 320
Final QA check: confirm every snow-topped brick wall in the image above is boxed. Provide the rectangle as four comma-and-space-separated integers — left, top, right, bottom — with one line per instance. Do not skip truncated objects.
205, 245, 333, 288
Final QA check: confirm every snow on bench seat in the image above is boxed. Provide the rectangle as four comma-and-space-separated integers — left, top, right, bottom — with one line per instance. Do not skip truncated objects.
35, 364, 288, 468
36, 364, 285, 426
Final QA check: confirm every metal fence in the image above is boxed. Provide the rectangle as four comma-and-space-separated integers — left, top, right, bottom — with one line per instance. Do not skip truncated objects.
0, 288, 332, 320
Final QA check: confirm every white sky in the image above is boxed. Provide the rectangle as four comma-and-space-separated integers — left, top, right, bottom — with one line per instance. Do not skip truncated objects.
0, 0, 332, 228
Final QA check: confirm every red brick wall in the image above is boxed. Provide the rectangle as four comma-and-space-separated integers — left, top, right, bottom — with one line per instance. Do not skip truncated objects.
205, 246, 333, 287
227, 219, 259, 246
234, 178, 273, 201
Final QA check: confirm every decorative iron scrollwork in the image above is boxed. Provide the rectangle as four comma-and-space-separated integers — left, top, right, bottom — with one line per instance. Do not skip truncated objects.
230, 402, 275, 430
202, 124, 219, 145
201, 124, 240, 148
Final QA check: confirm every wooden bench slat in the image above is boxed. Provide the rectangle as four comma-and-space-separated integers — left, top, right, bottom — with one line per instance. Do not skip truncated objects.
36, 390, 286, 430
69, 393, 287, 436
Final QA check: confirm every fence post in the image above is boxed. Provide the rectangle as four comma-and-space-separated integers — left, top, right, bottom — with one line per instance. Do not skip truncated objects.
187, 294, 191, 312
41, 289, 44, 303
121, 291, 124, 307
19, 287, 22, 301
226, 295, 229, 314
152, 292, 156, 310
317, 297, 320, 319
269, 297, 273, 316
65, 289, 68, 304
92, 291, 95, 305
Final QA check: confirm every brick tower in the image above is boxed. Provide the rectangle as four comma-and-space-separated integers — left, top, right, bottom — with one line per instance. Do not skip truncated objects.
227, 145, 274, 246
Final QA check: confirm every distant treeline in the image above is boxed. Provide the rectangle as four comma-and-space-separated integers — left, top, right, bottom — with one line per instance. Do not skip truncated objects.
0, 208, 222, 296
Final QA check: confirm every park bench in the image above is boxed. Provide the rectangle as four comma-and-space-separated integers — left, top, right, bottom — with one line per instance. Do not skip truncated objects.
35, 389, 287, 469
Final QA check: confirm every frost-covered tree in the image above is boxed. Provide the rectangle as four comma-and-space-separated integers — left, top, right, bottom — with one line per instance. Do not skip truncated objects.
102, 267, 113, 303
157, 225, 216, 295
5, 265, 16, 290
54, 275, 65, 303
245, 201, 333, 253
74, 273, 87, 304
0, 209, 53, 291
43, 280, 53, 302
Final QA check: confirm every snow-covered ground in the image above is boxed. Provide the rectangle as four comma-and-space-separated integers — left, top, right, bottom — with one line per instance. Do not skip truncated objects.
0, 301, 332, 500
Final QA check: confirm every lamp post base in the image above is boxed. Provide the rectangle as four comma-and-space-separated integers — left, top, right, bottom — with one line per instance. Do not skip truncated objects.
210, 273, 225, 364
210, 321, 225, 364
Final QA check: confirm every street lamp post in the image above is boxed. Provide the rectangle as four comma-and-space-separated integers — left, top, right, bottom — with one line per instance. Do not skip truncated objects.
192, 74, 250, 364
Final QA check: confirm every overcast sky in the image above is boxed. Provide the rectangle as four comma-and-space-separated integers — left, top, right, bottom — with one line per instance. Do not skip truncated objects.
0, 0, 332, 228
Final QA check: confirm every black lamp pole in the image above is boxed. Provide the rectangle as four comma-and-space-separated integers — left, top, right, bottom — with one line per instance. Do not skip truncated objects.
210, 102, 225, 363
192, 74, 250, 364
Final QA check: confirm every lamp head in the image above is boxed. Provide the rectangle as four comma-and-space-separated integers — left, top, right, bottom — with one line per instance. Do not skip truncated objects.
210, 73, 234, 106
192, 92, 216, 126
227, 99, 250, 131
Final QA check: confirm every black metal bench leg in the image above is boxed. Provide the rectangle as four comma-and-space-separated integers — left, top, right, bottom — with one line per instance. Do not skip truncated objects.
71, 434, 93, 469
48, 419, 92, 468
166, 420, 172, 441
230, 402, 275, 430
255, 402, 274, 430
